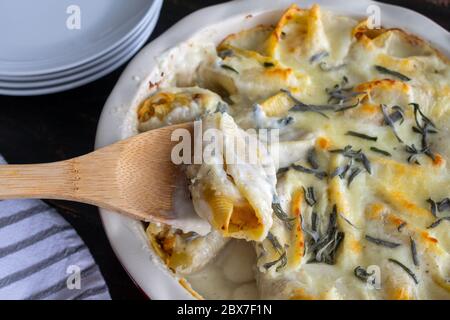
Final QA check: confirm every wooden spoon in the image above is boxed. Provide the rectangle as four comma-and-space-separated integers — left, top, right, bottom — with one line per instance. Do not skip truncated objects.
0, 122, 201, 229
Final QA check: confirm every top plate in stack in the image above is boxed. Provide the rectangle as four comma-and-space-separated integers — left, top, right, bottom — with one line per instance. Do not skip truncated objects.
0, 0, 162, 95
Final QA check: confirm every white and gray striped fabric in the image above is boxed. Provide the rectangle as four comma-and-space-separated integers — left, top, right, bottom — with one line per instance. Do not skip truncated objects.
0, 157, 111, 300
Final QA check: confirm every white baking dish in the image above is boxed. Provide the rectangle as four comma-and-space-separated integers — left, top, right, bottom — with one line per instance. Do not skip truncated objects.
95, 0, 450, 299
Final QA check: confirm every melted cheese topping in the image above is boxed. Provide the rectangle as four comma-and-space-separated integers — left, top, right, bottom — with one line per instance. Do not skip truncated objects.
139, 4, 450, 300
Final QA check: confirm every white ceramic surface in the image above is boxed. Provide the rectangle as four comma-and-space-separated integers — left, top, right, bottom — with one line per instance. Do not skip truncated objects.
0, 0, 163, 96
0, 4, 155, 83
0, 13, 152, 89
95, 0, 450, 300
0, 0, 157, 75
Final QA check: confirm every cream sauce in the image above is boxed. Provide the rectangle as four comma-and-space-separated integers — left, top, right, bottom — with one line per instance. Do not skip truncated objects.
186, 240, 258, 299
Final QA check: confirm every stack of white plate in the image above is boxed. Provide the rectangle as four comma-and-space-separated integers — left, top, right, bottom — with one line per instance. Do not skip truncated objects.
0, 0, 162, 96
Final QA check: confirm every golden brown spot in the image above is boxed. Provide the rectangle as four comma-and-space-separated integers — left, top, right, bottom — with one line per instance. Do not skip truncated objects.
394, 193, 415, 211
349, 239, 362, 253
354, 79, 410, 103
367, 202, 387, 219
389, 287, 413, 300
386, 215, 405, 227
290, 188, 305, 265
291, 188, 304, 217
316, 136, 331, 150
192, 93, 202, 100
359, 28, 387, 40
137, 92, 178, 122
352, 19, 387, 39
421, 231, 438, 244
433, 153, 445, 167
289, 289, 317, 300
263, 67, 292, 80
376, 187, 433, 222
162, 236, 175, 253
359, 103, 379, 114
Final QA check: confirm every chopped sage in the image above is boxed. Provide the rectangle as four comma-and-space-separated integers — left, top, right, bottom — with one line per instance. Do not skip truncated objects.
329, 145, 371, 174
388, 258, 419, 284
303, 186, 317, 207
319, 62, 346, 72
345, 130, 377, 142
347, 167, 362, 186
365, 235, 401, 248
277, 116, 294, 127
267, 231, 283, 251
410, 237, 419, 266
310, 51, 329, 63
263, 251, 287, 272
374, 65, 411, 82
276, 167, 289, 176
380, 104, 403, 143
218, 49, 234, 59
263, 232, 288, 272
339, 213, 357, 228
437, 198, 450, 212
281, 89, 359, 117
389, 106, 405, 124
427, 217, 450, 229
326, 77, 362, 108
406, 103, 438, 163
307, 147, 319, 169
272, 200, 295, 229
370, 146, 392, 157
397, 222, 407, 232
427, 198, 437, 217
306, 205, 345, 265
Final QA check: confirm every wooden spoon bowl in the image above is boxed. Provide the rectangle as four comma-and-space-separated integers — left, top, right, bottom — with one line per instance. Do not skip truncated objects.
0, 122, 193, 225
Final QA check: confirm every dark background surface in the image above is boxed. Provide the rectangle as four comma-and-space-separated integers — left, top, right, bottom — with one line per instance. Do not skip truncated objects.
0, 0, 448, 299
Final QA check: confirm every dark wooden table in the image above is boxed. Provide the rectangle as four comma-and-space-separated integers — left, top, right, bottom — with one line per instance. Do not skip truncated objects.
0, 0, 447, 299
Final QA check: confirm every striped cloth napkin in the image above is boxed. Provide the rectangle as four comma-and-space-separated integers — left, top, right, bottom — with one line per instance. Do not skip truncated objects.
0, 156, 111, 300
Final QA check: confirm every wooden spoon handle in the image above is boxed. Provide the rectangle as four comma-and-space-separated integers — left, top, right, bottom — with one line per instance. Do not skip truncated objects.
0, 161, 78, 200
0, 149, 120, 208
